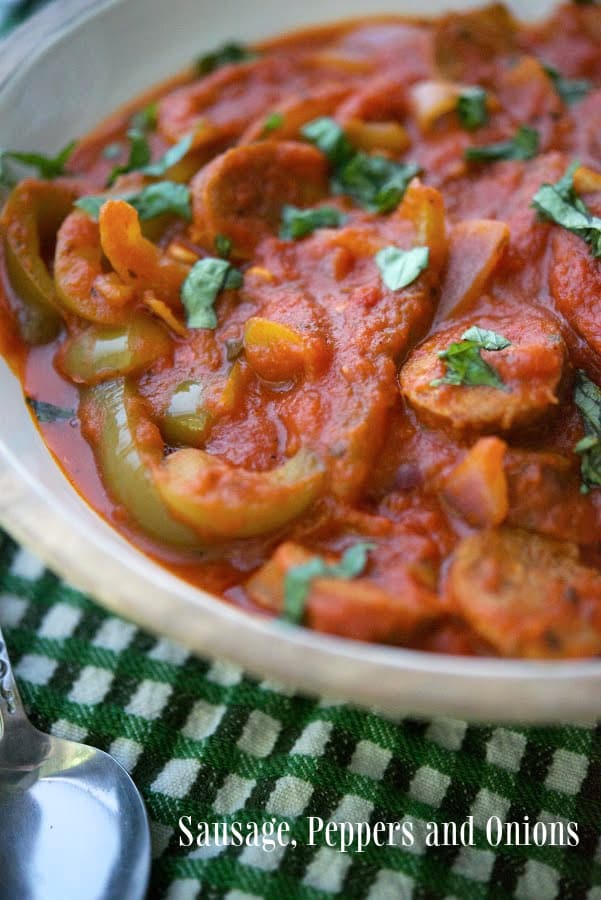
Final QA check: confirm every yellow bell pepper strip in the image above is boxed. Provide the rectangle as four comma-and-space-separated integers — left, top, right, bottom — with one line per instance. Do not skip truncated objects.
80, 379, 199, 546
55, 210, 135, 325
153, 447, 326, 541
58, 314, 173, 385
397, 180, 448, 278
98, 199, 188, 303
0, 179, 80, 343
243, 317, 305, 381
161, 381, 212, 448
243, 316, 327, 381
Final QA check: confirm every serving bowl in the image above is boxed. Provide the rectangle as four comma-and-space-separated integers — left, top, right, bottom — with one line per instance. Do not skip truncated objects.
0, 0, 599, 724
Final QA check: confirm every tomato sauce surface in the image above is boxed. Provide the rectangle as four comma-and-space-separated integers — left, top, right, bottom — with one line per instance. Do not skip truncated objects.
3, 2, 601, 658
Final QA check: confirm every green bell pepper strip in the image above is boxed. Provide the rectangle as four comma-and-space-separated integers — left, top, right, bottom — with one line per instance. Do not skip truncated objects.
0, 179, 79, 343
154, 446, 326, 542
81, 379, 199, 547
161, 380, 213, 448
59, 315, 172, 385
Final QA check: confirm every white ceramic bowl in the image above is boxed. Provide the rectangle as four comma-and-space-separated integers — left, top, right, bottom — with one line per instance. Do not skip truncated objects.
0, 0, 599, 724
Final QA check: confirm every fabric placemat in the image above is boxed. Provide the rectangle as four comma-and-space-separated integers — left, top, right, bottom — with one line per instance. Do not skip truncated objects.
1, 2, 601, 898
1, 531, 600, 900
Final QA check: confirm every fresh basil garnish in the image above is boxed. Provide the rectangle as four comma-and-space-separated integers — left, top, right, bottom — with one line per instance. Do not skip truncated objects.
376, 246, 429, 291
279, 204, 346, 240
76, 181, 192, 221
464, 125, 539, 163
196, 42, 256, 76
302, 116, 420, 213
0, 140, 76, 185
215, 234, 233, 258
457, 87, 489, 131
532, 161, 601, 258
103, 142, 122, 161
573, 370, 601, 493
543, 63, 591, 106
263, 112, 284, 135
181, 258, 243, 329
301, 117, 355, 167
432, 326, 511, 389
334, 153, 421, 213
26, 398, 75, 423
130, 101, 158, 132
141, 133, 194, 178
282, 542, 375, 625
107, 131, 193, 186
107, 129, 151, 185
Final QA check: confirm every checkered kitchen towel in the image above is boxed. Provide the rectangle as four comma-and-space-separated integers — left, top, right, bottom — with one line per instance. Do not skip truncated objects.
0, 0, 48, 35
1, 529, 600, 900
2, 2, 601, 898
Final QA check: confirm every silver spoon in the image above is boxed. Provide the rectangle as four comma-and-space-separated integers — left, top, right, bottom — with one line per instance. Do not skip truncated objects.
0, 625, 151, 900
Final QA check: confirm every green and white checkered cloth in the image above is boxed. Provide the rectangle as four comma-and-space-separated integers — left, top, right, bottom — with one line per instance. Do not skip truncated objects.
1, 529, 600, 900
0, 0, 49, 35
2, 3, 601, 897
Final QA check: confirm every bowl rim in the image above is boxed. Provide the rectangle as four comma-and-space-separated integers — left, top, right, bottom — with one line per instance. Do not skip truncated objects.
1, 0, 601, 725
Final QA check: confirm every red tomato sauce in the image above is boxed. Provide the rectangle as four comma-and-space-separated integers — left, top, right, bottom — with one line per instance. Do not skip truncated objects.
2, 3, 601, 658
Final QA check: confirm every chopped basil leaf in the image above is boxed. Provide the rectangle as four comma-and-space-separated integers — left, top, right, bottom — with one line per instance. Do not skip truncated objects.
263, 112, 284, 135
107, 131, 193, 185
302, 116, 420, 213
376, 245, 429, 291
75, 181, 192, 221
196, 42, 255, 76
432, 326, 511, 389
457, 87, 489, 131
532, 161, 601, 258
279, 204, 346, 240
181, 258, 243, 329
103, 142, 122, 160
26, 398, 74, 423
461, 326, 511, 350
301, 117, 354, 167
130, 101, 158, 132
464, 125, 539, 163
0, 140, 76, 184
573, 370, 601, 493
543, 63, 591, 106
333, 153, 421, 213
141, 133, 194, 177
215, 234, 233, 258
107, 129, 151, 185
282, 542, 375, 625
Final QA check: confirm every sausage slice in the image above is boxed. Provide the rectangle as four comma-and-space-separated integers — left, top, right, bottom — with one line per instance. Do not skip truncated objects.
400, 312, 567, 434
447, 527, 601, 658
191, 141, 328, 255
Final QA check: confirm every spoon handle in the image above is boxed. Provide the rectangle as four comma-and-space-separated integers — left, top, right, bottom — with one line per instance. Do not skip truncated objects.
0, 624, 26, 736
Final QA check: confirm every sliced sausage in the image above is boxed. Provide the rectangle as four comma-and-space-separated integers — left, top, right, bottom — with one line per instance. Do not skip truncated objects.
246, 541, 441, 643
434, 4, 517, 82
447, 527, 601, 658
239, 84, 351, 144
400, 311, 568, 434
191, 141, 328, 256
505, 449, 601, 545
158, 58, 298, 146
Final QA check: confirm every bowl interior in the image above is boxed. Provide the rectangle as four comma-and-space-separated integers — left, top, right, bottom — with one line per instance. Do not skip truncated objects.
0, 0, 599, 724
